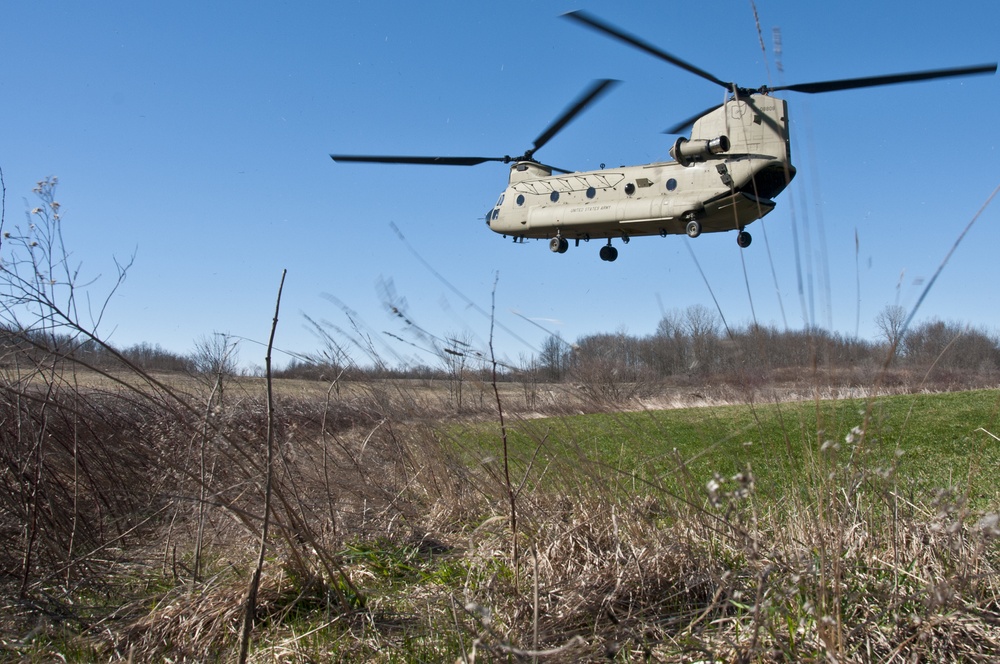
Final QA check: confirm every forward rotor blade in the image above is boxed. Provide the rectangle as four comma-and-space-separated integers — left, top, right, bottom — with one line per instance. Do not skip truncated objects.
532, 78, 620, 154
330, 154, 507, 166
770, 63, 997, 94
663, 104, 722, 135
563, 10, 731, 90
333, 79, 620, 171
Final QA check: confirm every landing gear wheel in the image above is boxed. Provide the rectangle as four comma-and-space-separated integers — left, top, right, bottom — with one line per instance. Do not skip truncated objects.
549, 236, 569, 254
685, 220, 702, 238
599, 245, 618, 262
736, 231, 752, 248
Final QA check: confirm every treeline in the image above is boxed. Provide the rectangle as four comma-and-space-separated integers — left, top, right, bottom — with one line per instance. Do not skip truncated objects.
532, 304, 999, 389
4, 304, 998, 390
274, 305, 999, 393
0, 328, 227, 375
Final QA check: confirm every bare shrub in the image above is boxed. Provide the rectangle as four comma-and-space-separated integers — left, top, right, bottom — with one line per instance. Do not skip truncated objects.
0, 390, 169, 590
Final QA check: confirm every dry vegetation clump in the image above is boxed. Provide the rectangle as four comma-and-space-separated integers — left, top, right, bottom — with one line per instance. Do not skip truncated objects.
0, 388, 171, 590
418, 463, 1000, 662
0, 370, 459, 658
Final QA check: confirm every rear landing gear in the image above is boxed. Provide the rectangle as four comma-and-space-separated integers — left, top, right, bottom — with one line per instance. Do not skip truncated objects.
599, 243, 618, 262
685, 219, 702, 238
549, 236, 569, 254
736, 231, 752, 248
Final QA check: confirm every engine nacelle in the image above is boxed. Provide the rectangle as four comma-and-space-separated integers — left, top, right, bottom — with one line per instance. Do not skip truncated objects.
670, 135, 730, 167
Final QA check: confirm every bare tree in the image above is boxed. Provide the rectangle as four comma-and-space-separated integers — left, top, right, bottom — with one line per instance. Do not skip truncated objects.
442, 331, 477, 411
538, 333, 570, 382
875, 304, 907, 360
646, 310, 687, 376
193, 332, 240, 377
684, 304, 721, 374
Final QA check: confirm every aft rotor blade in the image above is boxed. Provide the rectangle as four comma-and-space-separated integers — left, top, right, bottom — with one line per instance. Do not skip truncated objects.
663, 103, 722, 135
563, 10, 731, 91
532, 78, 620, 154
330, 154, 507, 166
770, 63, 997, 94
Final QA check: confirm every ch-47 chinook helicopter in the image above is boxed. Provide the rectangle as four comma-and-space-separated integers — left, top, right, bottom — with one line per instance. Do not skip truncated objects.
331, 11, 996, 262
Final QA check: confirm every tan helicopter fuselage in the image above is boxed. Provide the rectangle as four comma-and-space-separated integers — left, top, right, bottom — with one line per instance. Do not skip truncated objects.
486, 94, 796, 242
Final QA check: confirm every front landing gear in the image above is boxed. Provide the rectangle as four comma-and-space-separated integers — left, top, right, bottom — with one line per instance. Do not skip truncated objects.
599, 243, 618, 262
736, 231, 752, 248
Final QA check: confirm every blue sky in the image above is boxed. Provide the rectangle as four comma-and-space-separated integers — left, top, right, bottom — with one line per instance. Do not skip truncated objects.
1, 1, 997, 370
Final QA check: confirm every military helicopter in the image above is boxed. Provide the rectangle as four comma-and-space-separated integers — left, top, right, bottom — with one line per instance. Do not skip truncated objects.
331, 11, 996, 262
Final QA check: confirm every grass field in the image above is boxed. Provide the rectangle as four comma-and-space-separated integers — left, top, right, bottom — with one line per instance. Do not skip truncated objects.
483, 389, 1000, 509
3, 378, 1000, 662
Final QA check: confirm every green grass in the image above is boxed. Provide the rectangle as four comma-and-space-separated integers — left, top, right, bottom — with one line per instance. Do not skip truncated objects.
464, 388, 1000, 510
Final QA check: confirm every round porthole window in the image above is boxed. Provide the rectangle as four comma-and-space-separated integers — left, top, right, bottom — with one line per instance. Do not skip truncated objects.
666, 178, 677, 191
550, 191, 560, 203
586, 187, 596, 199
624, 182, 635, 195
516, 194, 525, 206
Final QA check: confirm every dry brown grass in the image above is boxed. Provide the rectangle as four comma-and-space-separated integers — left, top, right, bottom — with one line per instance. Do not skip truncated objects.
2, 366, 999, 662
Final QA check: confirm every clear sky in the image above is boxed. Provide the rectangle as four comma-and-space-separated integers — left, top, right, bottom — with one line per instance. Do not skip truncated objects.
1, 1, 997, 371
